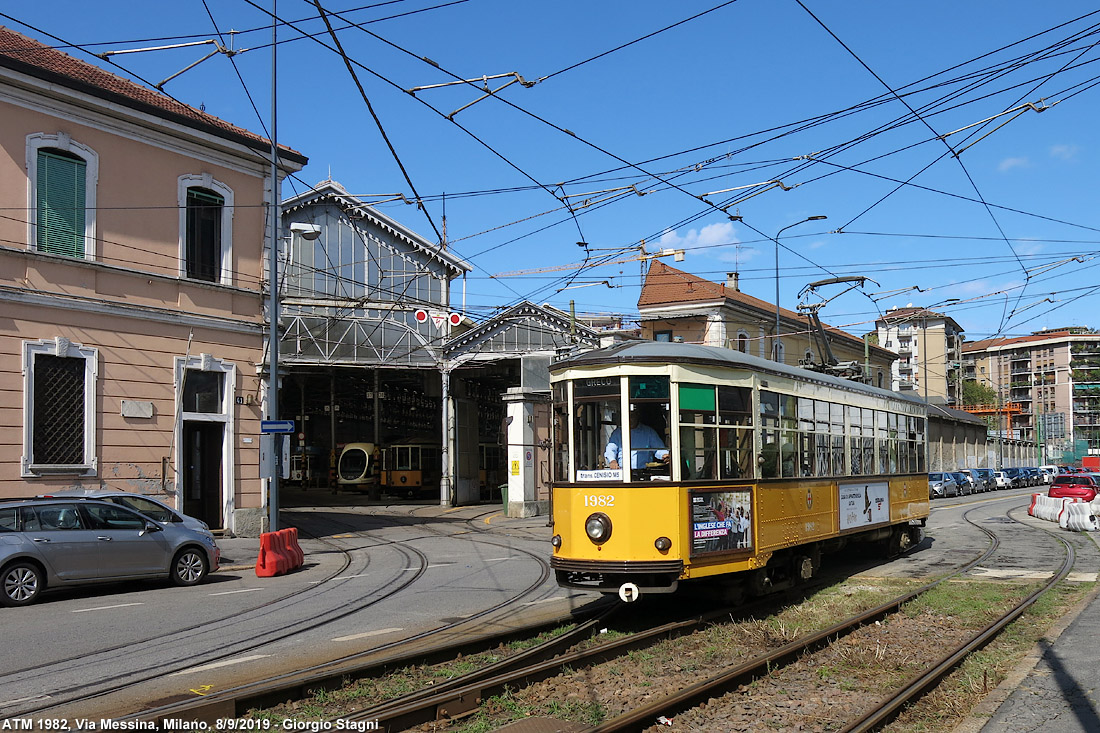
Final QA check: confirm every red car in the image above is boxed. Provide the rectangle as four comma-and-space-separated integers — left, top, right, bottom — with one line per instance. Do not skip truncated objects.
1048, 474, 1100, 501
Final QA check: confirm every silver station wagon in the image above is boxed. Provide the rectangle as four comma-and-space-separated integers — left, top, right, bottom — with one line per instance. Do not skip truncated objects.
0, 498, 220, 607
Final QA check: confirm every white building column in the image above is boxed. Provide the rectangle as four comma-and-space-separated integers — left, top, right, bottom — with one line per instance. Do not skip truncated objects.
502, 387, 551, 518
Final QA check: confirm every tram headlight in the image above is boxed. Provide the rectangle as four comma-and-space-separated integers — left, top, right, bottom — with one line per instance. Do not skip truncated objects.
654, 536, 672, 552
551, 534, 562, 548
584, 512, 612, 544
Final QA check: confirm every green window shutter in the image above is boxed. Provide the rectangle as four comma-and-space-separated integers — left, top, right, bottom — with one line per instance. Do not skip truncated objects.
37, 150, 86, 258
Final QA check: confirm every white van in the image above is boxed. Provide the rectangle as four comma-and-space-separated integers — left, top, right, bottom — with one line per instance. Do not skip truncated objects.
1039, 465, 1059, 484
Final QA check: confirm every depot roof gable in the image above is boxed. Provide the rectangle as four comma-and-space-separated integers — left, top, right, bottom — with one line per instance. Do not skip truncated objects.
283, 180, 472, 276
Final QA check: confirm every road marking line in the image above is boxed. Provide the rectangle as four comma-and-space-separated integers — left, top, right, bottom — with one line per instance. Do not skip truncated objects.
331, 627, 404, 642
169, 655, 271, 676
71, 602, 144, 613
208, 588, 264, 596
1067, 571, 1099, 582
309, 573, 371, 584
0, 694, 50, 707
523, 596, 569, 606
969, 568, 1055, 579
400, 564, 454, 571
484, 514, 502, 525
485, 557, 513, 562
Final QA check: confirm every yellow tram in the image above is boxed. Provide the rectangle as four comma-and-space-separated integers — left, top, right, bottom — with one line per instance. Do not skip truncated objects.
549, 342, 929, 601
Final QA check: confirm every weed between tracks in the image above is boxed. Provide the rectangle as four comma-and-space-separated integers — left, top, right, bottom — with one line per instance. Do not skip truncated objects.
883, 579, 1096, 732
245, 624, 575, 722
243, 577, 1094, 731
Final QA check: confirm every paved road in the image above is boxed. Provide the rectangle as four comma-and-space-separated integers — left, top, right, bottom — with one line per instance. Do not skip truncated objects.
0, 504, 599, 720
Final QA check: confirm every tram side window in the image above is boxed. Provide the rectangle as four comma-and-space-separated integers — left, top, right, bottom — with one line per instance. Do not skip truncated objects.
679, 383, 717, 480
552, 383, 570, 481
887, 412, 899, 473
863, 409, 876, 475
797, 398, 814, 477
759, 391, 780, 479
815, 400, 831, 476
914, 416, 926, 472
718, 386, 754, 479
848, 406, 863, 475
878, 411, 889, 474
830, 402, 846, 475
572, 377, 621, 474
778, 393, 799, 478
628, 376, 671, 481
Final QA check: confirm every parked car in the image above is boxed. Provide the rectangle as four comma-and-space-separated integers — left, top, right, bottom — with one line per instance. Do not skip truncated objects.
1021, 467, 1042, 487
993, 471, 1012, 489
1001, 467, 1024, 488
1048, 474, 1100, 502
0, 498, 219, 607
36, 490, 212, 539
928, 472, 959, 499
949, 471, 974, 495
976, 468, 997, 490
959, 469, 989, 492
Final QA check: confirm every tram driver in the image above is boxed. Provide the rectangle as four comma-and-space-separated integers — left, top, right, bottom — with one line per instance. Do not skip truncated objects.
605, 410, 670, 470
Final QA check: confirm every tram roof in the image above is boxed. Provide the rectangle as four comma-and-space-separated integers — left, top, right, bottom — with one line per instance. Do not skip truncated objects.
552, 340, 927, 408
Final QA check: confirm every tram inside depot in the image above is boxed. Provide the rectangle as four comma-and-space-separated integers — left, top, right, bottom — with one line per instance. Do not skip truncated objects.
555, 374, 926, 485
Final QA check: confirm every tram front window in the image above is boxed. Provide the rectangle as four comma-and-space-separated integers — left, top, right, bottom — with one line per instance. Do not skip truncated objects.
625, 376, 671, 481
573, 377, 621, 478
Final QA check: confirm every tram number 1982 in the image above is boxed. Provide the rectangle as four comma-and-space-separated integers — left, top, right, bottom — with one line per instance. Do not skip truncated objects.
583, 495, 615, 507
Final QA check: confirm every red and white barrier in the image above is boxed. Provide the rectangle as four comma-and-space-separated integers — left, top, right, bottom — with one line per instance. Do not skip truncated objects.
1029, 493, 1098, 531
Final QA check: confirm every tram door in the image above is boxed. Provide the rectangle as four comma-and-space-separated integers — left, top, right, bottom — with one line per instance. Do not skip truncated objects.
182, 421, 223, 528
453, 398, 480, 504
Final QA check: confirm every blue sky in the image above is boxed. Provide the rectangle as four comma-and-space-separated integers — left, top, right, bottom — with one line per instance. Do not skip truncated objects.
7, 1, 1100, 340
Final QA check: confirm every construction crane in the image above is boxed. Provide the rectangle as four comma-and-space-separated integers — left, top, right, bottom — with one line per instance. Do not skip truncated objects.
493, 246, 684, 278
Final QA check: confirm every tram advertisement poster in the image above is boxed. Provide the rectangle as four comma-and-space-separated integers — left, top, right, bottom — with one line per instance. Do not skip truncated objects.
690, 489, 752, 556
838, 481, 890, 530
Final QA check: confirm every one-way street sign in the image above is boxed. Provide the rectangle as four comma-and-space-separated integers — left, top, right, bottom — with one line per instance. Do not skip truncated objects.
261, 420, 296, 434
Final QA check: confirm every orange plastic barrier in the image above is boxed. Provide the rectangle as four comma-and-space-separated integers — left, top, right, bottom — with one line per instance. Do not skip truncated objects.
255, 531, 281, 577
283, 527, 305, 569
256, 528, 305, 577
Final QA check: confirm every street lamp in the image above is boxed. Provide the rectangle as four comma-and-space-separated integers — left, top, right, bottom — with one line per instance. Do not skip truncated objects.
773, 215, 827, 362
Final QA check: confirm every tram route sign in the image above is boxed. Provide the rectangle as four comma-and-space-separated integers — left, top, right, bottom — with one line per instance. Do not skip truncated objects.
261, 420, 296, 434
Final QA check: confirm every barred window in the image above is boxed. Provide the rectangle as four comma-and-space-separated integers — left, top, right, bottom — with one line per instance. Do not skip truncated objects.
23, 339, 98, 476
32, 355, 85, 465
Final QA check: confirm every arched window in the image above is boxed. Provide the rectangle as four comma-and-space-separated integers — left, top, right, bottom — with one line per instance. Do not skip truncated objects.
185, 187, 224, 282
178, 174, 234, 284
27, 133, 98, 259
737, 331, 749, 353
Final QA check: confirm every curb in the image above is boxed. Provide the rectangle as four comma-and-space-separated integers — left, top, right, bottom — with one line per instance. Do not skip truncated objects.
950, 580, 1100, 733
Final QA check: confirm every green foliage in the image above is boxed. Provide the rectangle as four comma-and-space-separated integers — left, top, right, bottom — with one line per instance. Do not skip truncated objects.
961, 379, 997, 406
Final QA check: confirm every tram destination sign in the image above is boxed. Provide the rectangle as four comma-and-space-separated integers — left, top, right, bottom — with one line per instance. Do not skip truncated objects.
261, 420, 296, 434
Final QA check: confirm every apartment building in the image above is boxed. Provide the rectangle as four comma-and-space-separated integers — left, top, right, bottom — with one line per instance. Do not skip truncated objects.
874, 307, 964, 405
962, 328, 1100, 459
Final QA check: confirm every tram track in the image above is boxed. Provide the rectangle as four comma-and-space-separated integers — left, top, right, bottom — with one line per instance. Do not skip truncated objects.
72, 507, 576, 723
271, 496, 1076, 733
1, 521, 430, 718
